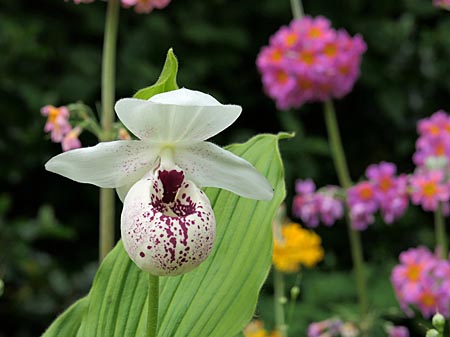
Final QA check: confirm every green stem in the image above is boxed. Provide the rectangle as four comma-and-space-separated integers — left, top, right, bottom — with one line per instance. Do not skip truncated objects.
99, 0, 120, 261
273, 269, 287, 337
147, 274, 159, 337
289, 0, 304, 19
435, 203, 448, 259
323, 100, 369, 327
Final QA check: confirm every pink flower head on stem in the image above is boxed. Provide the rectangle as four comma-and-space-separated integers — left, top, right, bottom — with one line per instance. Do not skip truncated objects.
41, 105, 72, 143
292, 179, 344, 228
409, 170, 450, 212
388, 326, 409, 337
256, 15, 366, 110
365, 162, 409, 224
62, 127, 82, 152
391, 246, 450, 318
121, 0, 171, 13
434, 0, 450, 10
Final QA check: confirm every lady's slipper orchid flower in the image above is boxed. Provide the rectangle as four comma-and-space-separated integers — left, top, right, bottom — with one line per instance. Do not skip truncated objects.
45, 88, 274, 275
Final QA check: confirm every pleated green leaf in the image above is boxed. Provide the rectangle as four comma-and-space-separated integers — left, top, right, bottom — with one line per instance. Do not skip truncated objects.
42, 133, 287, 337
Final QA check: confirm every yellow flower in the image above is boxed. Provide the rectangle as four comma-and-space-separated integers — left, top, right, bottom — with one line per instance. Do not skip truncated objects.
243, 320, 268, 337
243, 320, 280, 337
272, 222, 324, 273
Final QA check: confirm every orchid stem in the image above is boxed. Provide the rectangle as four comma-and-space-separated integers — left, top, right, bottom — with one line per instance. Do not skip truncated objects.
435, 203, 448, 259
147, 274, 159, 337
323, 100, 369, 332
99, 0, 120, 261
274, 269, 288, 337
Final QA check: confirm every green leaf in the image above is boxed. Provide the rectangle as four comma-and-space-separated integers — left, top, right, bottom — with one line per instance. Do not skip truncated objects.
41, 297, 88, 337
133, 48, 179, 100
42, 133, 286, 337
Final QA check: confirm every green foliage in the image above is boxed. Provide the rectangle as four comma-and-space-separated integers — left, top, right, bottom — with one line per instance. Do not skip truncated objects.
133, 48, 179, 100
42, 133, 286, 337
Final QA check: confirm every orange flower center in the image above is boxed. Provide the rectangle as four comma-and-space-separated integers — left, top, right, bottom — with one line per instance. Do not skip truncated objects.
406, 264, 421, 282
429, 125, 440, 136
421, 292, 436, 307
435, 143, 445, 155
270, 49, 283, 62
379, 177, 393, 192
422, 182, 437, 197
324, 43, 337, 57
48, 107, 61, 124
276, 71, 288, 84
299, 51, 315, 65
308, 27, 323, 38
284, 33, 298, 47
339, 65, 350, 75
358, 185, 373, 200
298, 78, 312, 90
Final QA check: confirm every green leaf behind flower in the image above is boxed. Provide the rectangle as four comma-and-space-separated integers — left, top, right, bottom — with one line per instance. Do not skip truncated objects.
41, 133, 287, 337
133, 48, 179, 100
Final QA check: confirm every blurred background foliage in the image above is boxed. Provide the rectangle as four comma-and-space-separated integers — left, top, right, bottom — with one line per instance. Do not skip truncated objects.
1, 0, 449, 335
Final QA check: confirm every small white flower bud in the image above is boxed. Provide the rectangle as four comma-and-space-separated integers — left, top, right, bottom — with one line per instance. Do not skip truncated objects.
279, 296, 288, 305
290, 286, 300, 299
426, 329, 439, 337
432, 312, 446, 330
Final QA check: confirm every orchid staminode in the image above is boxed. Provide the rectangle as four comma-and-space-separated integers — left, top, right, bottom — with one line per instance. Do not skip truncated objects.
45, 88, 274, 276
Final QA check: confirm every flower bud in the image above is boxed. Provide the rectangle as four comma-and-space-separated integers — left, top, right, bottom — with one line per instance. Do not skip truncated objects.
432, 312, 446, 331
290, 285, 300, 299
426, 329, 439, 337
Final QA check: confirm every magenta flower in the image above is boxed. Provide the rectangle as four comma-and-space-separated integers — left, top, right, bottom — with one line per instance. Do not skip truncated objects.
66, 0, 95, 4
41, 105, 72, 143
388, 326, 409, 337
307, 319, 343, 337
391, 246, 450, 318
62, 127, 82, 152
121, 0, 171, 13
256, 15, 366, 110
292, 179, 344, 228
365, 162, 409, 224
434, 0, 450, 9
413, 110, 450, 167
409, 170, 450, 212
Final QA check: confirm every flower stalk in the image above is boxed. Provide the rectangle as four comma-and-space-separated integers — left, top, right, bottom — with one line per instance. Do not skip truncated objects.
290, 0, 304, 19
435, 203, 448, 259
99, 0, 120, 261
147, 274, 159, 337
273, 269, 288, 337
323, 100, 369, 329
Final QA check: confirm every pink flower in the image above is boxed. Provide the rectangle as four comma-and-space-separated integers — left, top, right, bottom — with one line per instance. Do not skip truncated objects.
434, 0, 450, 9
388, 326, 409, 337
409, 170, 450, 211
41, 105, 72, 143
66, 0, 95, 4
307, 319, 343, 337
256, 16, 366, 110
62, 127, 82, 152
365, 162, 409, 224
121, 0, 171, 13
292, 179, 344, 228
391, 246, 450, 318
413, 110, 450, 167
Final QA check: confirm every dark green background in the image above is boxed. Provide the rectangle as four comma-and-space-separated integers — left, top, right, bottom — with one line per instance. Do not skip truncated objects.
1, 0, 448, 335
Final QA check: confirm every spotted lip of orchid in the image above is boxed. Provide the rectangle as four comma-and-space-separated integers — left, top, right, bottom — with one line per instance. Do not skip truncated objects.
45, 88, 274, 275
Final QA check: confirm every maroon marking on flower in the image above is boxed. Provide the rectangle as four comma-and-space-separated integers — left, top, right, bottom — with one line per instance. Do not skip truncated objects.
158, 169, 184, 203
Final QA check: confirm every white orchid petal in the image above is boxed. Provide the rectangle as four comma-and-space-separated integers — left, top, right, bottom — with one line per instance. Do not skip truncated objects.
45, 140, 159, 188
149, 88, 220, 105
115, 89, 241, 143
174, 142, 274, 200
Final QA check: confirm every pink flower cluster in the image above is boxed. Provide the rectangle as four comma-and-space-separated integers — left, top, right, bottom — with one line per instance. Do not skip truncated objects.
256, 16, 366, 110
409, 169, 450, 212
41, 105, 82, 152
307, 318, 359, 337
292, 162, 408, 231
121, 0, 171, 13
391, 246, 450, 318
434, 0, 450, 9
413, 110, 450, 168
348, 162, 408, 230
388, 326, 409, 337
292, 179, 344, 228
66, 0, 171, 13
